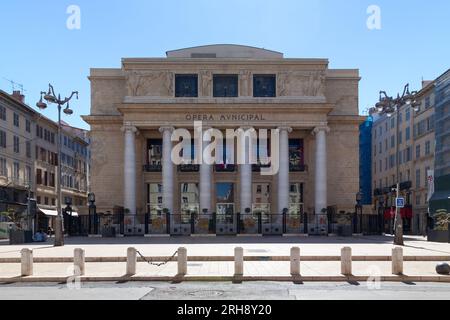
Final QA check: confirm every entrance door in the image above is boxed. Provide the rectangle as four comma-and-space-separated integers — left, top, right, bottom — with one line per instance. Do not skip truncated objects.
287, 183, 305, 234
215, 183, 236, 234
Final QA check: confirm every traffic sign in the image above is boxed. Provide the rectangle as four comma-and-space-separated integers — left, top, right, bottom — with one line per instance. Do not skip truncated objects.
396, 197, 405, 208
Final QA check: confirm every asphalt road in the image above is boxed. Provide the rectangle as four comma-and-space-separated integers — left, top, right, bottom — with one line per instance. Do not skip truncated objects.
1, 281, 450, 300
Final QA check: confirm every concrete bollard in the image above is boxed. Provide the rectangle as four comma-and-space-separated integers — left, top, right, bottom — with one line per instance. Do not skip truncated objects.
341, 247, 352, 275
126, 247, 137, 275
74, 248, 86, 276
21, 248, 33, 277
392, 247, 403, 275
234, 247, 244, 276
290, 247, 300, 276
177, 247, 187, 276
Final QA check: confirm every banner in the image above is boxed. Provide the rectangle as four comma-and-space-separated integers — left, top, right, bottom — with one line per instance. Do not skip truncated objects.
427, 169, 434, 202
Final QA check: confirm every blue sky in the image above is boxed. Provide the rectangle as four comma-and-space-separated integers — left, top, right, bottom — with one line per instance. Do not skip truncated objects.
0, 0, 449, 129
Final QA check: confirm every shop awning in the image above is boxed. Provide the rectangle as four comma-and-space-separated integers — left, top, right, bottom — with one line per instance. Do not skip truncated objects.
37, 208, 78, 217
384, 207, 413, 219
429, 190, 450, 202
38, 207, 58, 217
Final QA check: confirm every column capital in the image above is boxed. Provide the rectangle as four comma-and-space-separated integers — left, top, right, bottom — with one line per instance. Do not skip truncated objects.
159, 126, 175, 134
121, 123, 138, 134
312, 126, 330, 135
238, 126, 255, 131
277, 126, 293, 133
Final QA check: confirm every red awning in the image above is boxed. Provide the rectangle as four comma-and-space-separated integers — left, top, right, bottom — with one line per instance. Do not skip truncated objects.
384, 208, 395, 219
384, 207, 413, 219
400, 207, 413, 219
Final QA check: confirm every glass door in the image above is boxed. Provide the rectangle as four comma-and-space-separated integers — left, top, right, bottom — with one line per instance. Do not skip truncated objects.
287, 183, 305, 234
148, 183, 166, 234
216, 183, 236, 234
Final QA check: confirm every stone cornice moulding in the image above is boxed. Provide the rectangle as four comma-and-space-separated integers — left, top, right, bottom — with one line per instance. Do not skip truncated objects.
117, 103, 334, 114
81, 115, 123, 125
122, 58, 330, 68
125, 120, 329, 130
123, 96, 327, 104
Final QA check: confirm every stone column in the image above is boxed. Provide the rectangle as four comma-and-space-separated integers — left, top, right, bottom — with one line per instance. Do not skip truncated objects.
199, 128, 212, 213
122, 124, 138, 215
278, 127, 292, 214
313, 126, 330, 233
239, 127, 253, 214
160, 126, 175, 214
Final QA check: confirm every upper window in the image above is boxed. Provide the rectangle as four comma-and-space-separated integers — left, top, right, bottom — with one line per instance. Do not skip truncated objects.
253, 75, 276, 97
0, 105, 6, 121
13, 113, 19, 127
213, 75, 238, 97
175, 74, 198, 97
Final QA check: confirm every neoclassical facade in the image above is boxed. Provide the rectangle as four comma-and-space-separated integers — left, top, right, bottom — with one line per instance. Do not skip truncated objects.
83, 44, 361, 234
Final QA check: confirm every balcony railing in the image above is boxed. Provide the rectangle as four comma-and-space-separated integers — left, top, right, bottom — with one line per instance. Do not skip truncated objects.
289, 164, 308, 172
143, 164, 162, 172
215, 164, 236, 172
252, 163, 272, 172
178, 164, 200, 172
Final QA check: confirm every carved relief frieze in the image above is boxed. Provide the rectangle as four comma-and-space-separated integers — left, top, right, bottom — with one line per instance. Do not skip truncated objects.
126, 71, 174, 96
277, 71, 326, 97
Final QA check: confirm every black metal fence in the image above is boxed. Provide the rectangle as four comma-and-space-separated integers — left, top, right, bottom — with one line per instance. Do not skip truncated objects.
65, 212, 382, 237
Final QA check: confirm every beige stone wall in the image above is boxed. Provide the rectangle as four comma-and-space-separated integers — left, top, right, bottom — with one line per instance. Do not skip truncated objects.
89, 124, 124, 211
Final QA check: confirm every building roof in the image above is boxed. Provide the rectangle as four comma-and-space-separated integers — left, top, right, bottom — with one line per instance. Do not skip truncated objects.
166, 44, 284, 59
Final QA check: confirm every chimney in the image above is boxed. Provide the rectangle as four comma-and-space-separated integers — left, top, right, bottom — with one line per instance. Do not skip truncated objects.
12, 90, 25, 103
422, 80, 432, 88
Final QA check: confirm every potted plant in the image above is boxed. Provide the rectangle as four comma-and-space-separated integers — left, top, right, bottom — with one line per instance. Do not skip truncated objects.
336, 211, 353, 237
428, 209, 450, 243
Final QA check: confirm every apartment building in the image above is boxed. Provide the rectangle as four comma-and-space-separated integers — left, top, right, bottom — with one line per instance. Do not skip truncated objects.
0, 90, 36, 218
371, 80, 436, 235
0, 89, 90, 234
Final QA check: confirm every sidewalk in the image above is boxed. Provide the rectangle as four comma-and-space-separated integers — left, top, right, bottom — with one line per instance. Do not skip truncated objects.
1, 235, 450, 258
1, 236, 449, 282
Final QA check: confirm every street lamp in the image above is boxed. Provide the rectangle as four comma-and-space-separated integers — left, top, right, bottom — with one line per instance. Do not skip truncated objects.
370, 84, 420, 246
36, 84, 78, 247
356, 191, 363, 234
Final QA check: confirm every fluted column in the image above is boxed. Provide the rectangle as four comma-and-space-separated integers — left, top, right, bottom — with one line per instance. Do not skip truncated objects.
239, 127, 253, 214
313, 126, 330, 233
122, 124, 138, 215
199, 127, 212, 213
278, 126, 292, 214
160, 126, 175, 214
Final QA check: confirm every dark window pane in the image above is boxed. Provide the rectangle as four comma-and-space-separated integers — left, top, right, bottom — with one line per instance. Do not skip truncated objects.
253, 75, 276, 97
175, 74, 198, 97
289, 139, 305, 171
213, 75, 238, 97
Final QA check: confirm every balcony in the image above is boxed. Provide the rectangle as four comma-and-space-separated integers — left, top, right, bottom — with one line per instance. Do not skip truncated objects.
215, 164, 236, 172
143, 164, 162, 172
289, 164, 308, 172
252, 163, 272, 172
178, 164, 200, 173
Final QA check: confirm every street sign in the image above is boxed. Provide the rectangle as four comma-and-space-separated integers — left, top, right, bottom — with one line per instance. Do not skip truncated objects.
396, 197, 405, 208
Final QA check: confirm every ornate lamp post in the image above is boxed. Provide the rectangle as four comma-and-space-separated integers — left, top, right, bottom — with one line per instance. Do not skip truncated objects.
37, 84, 78, 247
370, 84, 420, 245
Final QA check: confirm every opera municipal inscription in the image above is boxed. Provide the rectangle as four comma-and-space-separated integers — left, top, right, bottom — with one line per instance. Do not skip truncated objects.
185, 114, 266, 121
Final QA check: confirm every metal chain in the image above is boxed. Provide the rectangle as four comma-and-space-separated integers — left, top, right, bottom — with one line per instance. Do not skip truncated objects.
136, 250, 178, 267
